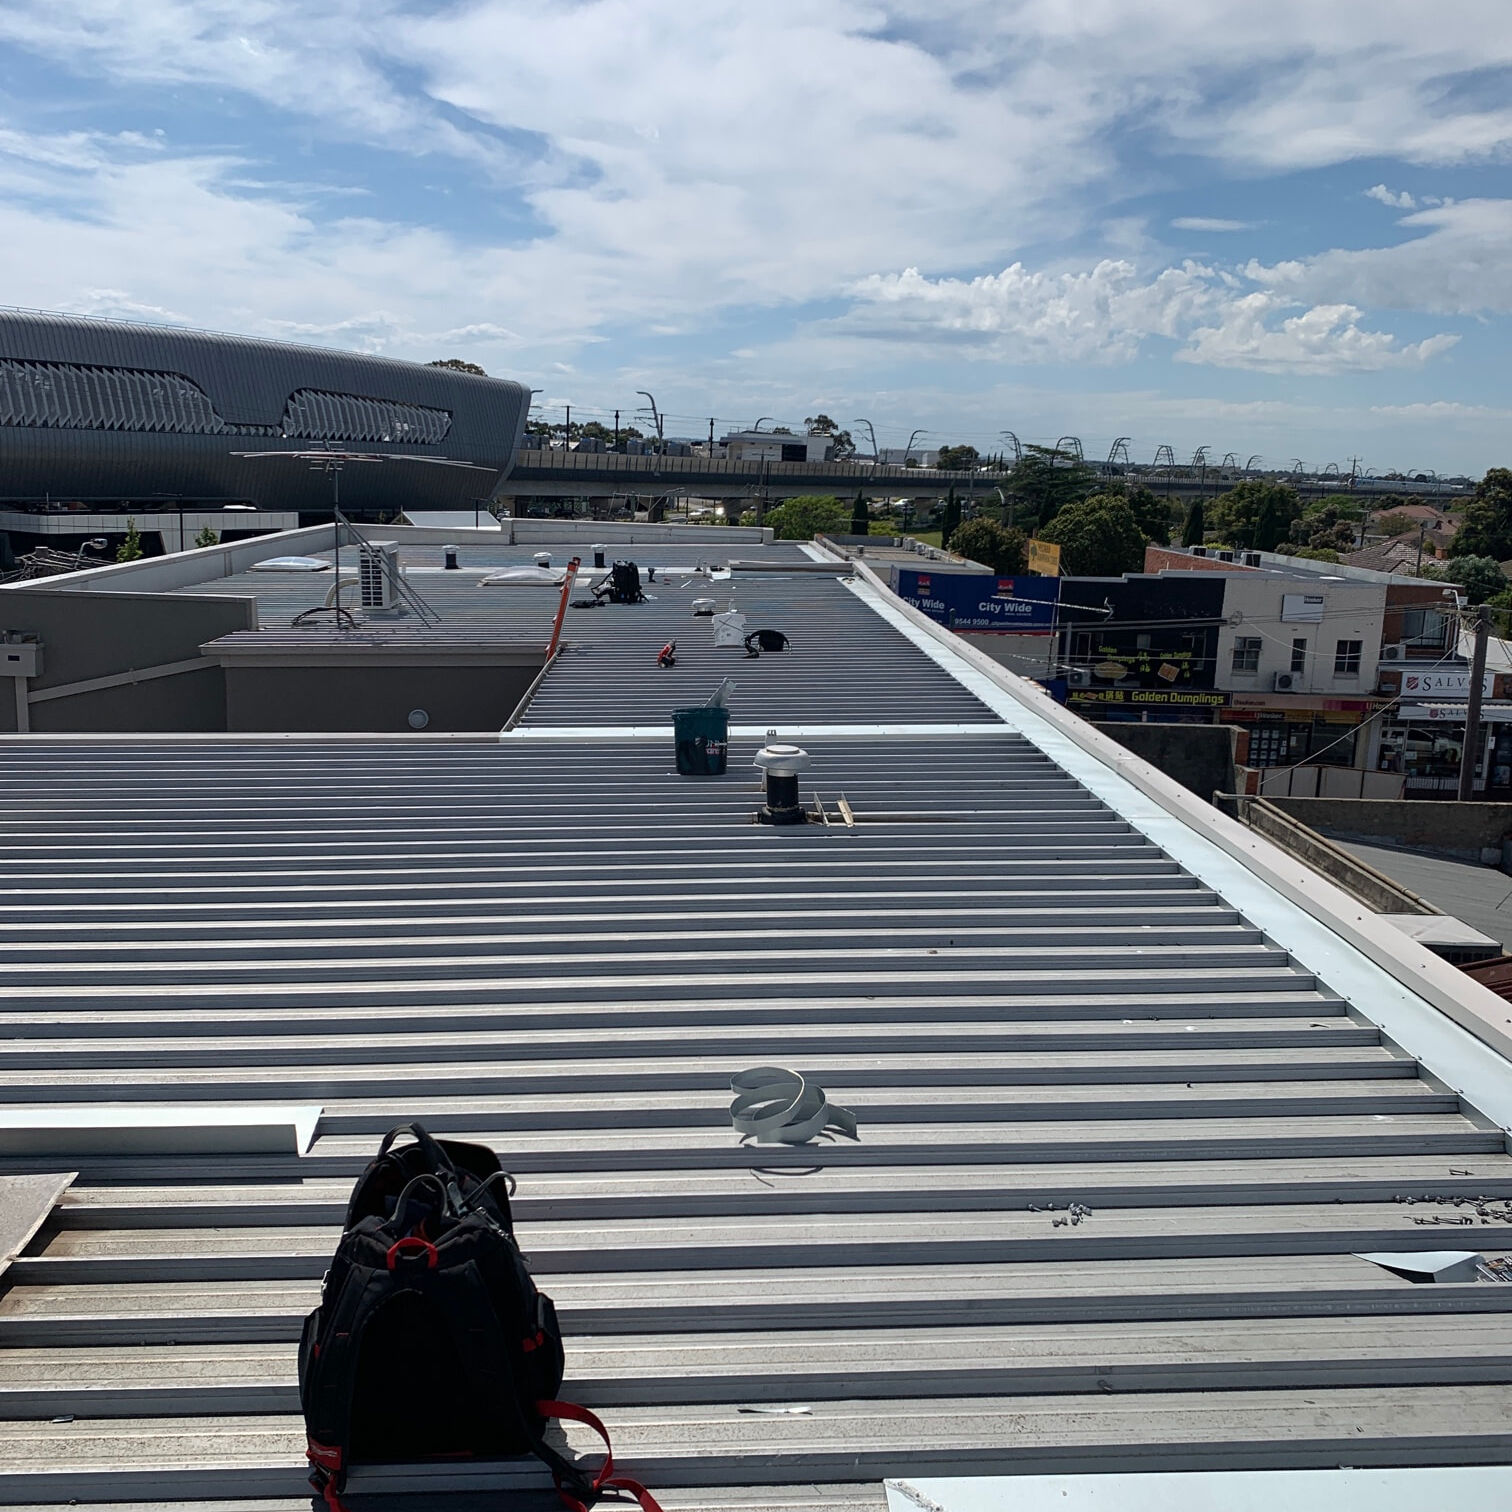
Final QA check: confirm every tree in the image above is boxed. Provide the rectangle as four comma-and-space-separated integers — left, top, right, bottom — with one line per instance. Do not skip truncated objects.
1006, 444, 1097, 530
428, 358, 487, 375
1181, 497, 1205, 547
849, 491, 869, 536
193, 525, 219, 548
948, 517, 1027, 574
1375, 511, 1417, 537
115, 519, 144, 563
935, 444, 981, 473
1445, 554, 1508, 603
1037, 493, 1147, 576
763, 494, 851, 540
1123, 485, 1173, 546
803, 414, 854, 457
1450, 468, 1512, 560
940, 489, 962, 547
1208, 480, 1302, 550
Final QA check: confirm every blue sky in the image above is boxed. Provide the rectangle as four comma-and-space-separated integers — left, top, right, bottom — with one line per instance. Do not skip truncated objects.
0, 1, 1510, 473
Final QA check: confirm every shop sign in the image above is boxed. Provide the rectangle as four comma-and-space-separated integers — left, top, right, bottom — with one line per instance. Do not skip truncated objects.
1071, 688, 1228, 707
1399, 703, 1512, 724
1401, 670, 1494, 698
895, 570, 1059, 631
1026, 538, 1061, 576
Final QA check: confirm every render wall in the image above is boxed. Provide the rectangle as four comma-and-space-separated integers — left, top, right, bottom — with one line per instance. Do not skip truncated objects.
1268, 797, 1512, 864
1093, 720, 1240, 803
0, 586, 253, 732
223, 662, 542, 733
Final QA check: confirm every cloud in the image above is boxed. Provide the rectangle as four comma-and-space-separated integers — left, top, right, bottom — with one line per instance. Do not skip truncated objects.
835, 259, 1457, 373
1171, 217, 1254, 231
1248, 198, 1512, 314
1176, 294, 1459, 372
1365, 184, 1417, 209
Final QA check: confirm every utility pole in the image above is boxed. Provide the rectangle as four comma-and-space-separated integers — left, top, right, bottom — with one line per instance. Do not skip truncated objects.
708, 417, 715, 455
613, 409, 620, 450
564, 404, 570, 450
1458, 604, 1491, 802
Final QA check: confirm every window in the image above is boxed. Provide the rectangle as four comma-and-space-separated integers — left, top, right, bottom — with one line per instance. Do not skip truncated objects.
0, 359, 227, 434
1400, 608, 1448, 648
1290, 638, 1307, 673
1334, 639, 1363, 676
1231, 637, 1262, 673
1071, 631, 1095, 662
280, 389, 452, 445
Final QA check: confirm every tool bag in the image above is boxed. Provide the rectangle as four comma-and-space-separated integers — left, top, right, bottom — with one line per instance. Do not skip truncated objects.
742, 629, 789, 657
299, 1122, 661, 1510
597, 560, 646, 603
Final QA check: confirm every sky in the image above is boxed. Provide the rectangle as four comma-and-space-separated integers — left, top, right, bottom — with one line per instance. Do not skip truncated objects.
0, 1, 1510, 475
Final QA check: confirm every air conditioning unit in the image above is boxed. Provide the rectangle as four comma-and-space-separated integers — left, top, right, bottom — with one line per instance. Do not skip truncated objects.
1273, 671, 1299, 692
1066, 668, 1092, 688
1189, 546, 1209, 557
1216, 549, 1235, 562
1380, 642, 1409, 662
1243, 552, 1263, 567
358, 541, 400, 610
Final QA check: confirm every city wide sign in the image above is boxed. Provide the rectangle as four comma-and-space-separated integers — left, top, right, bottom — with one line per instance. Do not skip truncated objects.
895, 570, 1060, 632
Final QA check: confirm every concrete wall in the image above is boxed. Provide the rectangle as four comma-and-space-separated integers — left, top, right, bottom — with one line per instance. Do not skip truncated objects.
1265, 797, 1512, 864
1092, 721, 1240, 802
0, 586, 253, 733
224, 662, 541, 733
963, 633, 1055, 680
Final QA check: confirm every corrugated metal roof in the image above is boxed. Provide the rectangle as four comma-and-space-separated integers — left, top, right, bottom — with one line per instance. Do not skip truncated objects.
173, 543, 998, 728
3, 543, 1512, 1504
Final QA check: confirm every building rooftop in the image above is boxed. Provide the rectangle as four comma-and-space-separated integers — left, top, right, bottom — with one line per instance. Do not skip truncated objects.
2, 531, 1512, 1505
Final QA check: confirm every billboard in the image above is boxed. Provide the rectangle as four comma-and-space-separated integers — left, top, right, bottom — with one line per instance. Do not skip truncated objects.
895, 570, 1060, 632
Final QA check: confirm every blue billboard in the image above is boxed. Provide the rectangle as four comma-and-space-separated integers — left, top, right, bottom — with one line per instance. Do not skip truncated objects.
895, 569, 1059, 632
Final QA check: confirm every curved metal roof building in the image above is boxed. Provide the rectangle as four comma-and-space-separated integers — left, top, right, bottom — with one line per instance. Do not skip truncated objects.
0, 311, 530, 512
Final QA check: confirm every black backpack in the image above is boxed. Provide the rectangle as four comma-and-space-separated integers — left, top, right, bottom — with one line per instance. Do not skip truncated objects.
300, 1123, 660, 1510
596, 561, 646, 604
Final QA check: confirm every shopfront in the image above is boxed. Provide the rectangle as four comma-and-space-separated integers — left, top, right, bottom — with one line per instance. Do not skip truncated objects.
1223, 695, 1377, 769
1377, 702, 1512, 798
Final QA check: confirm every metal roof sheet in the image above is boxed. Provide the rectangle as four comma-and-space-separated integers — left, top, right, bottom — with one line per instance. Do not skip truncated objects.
2, 540, 1512, 1504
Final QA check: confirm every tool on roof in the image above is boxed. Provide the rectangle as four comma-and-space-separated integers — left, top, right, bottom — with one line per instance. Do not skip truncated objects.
743, 628, 789, 658
712, 606, 747, 647
729, 1067, 858, 1145
657, 640, 677, 669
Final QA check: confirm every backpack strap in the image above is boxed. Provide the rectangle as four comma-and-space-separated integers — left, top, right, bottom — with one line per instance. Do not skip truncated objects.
376, 1121, 456, 1170
537, 1400, 665, 1512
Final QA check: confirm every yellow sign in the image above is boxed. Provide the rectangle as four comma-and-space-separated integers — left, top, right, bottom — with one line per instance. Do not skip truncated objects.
1027, 538, 1061, 576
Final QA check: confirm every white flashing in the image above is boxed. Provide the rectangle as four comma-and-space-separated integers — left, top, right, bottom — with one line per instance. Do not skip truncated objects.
842, 564, 1512, 1132
0, 1104, 322, 1157
500, 722, 1012, 741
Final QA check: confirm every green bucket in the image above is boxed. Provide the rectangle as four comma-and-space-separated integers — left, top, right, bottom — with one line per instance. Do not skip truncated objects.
673, 705, 729, 776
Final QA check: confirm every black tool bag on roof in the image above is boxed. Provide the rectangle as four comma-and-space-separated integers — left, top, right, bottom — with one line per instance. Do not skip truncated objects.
299, 1122, 662, 1511
601, 560, 645, 603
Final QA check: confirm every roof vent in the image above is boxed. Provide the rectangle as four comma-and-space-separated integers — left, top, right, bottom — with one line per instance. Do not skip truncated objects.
592, 544, 608, 569
443, 545, 459, 570
534, 551, 552, 568
754, 743, 810, 825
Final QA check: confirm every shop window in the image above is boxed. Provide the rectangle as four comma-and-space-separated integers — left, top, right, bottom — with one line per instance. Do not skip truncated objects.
1070, 631, 1094, 662
1231, 637, 1262, 673
1290, 638, 1307, 673
1333, 639, 1362, 676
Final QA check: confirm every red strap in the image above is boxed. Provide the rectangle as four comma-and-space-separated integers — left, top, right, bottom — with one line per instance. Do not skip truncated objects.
537, 1399, 664, 1512
320, 1479, 351, 1512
